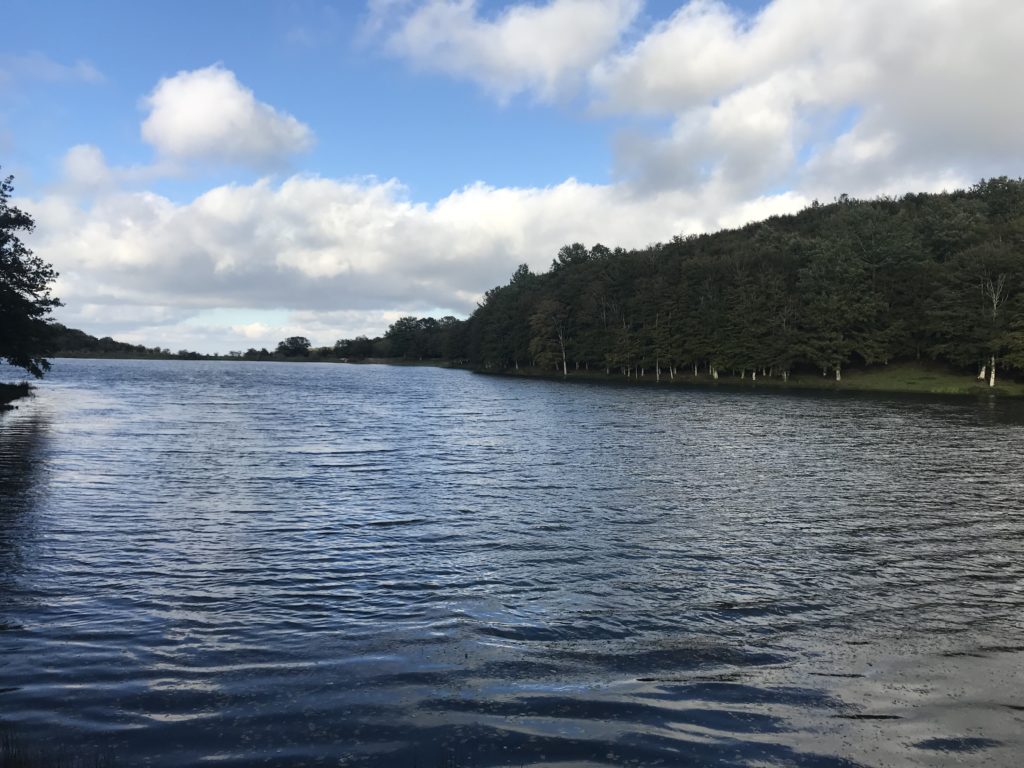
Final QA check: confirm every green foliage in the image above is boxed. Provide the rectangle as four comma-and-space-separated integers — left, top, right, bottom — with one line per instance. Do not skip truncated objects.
0, 172, 62, 377
275, 336, 311, 357
464, 178, 1024, 386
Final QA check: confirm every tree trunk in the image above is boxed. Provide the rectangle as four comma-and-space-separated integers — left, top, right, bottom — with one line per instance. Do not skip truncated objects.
978, 364, 987, 381
711, 366, 719, 380
989, 356, 996, 388
835, 362, 842, 382
782, 370, 789, 382
752, 370, 757, 381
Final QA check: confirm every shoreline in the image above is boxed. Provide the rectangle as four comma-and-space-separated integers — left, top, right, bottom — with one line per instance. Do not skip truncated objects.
33, 357, 1024, 398
473, 361, 1024, 399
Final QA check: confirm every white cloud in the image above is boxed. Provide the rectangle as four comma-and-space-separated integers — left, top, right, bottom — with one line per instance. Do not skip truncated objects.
593, 0, 1024, 195
61, 145, 114, 191
26, 171, 805, 351
371, 0, 1024, 198
140, 65, 313, 166
0, 53, 103, 85
378, 0, 640, 101
95, 307, 417, 354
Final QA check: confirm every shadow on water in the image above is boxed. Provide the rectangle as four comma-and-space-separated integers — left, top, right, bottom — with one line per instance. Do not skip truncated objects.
0, 409, 51, 573
0, 727, 113, 768
486, 368, 1024, 423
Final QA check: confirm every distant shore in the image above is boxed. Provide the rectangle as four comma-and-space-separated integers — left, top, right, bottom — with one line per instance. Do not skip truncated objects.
49, 353, 466, 368
25, 357, 1024, 398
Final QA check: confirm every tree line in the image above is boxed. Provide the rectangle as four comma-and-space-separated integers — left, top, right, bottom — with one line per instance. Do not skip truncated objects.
451, 178, 1024, 387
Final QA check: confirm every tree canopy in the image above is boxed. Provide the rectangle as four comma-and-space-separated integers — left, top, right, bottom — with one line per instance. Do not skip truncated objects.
461, 178, 1024, 386
0, 173, 61, 377
276, 336, 312, 357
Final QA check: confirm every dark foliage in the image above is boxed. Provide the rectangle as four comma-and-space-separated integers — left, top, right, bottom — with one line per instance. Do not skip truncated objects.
0, 173, 61, 377
462, 178, 1024, 385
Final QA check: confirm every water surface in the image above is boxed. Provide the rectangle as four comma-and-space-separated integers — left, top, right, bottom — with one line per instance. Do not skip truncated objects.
1, 359, 1023, 766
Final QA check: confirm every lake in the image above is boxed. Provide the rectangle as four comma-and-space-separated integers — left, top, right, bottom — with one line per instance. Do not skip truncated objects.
1, 358, 1023, 766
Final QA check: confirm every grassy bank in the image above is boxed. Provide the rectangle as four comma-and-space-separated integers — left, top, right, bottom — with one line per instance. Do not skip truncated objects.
481, 361, 1024, 398
0, 382, 31, 410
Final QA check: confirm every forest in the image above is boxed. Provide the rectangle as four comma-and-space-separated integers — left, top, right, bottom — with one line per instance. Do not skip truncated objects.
347, 177, 1024, 388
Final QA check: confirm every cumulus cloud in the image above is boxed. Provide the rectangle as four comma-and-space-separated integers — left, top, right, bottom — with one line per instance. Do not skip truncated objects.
140, 65, 313, 166
26, 171, 805, 351
61, 145, 115, 191
370, 0, 1024, 199
86, 307, 416, 355
593, 0, 1024, 196
377, 0, 640, 101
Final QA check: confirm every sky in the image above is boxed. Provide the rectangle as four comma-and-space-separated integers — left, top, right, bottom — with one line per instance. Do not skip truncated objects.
4, 0, 1023, 353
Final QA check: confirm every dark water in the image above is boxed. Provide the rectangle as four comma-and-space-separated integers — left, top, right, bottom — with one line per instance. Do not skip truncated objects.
1, 359, 1023, 767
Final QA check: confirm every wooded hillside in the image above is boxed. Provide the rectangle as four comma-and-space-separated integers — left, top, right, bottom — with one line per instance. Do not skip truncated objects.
456, 178, 1024, 386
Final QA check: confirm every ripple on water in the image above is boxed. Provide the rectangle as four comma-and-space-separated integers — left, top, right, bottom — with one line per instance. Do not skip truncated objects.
1, 359, 1023, 766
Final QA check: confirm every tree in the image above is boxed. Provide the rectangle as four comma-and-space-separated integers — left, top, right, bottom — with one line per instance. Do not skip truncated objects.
529, 297, 571, 376
276, 336, 311, 357
1, 173, 61, 377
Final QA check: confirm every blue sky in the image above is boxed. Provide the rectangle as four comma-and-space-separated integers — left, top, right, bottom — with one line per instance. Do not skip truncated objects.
4, 0, 1022, 352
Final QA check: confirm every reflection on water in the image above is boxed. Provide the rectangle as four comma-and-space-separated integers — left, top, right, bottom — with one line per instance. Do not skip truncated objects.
1, 359, 1023, 766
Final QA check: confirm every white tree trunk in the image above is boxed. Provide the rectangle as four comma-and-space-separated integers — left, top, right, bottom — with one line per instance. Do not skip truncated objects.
711, 366, 719, 380
752, 370, 757, 381
978, 364, 987, 381
835, 363, 842, 382
989, 356, 996, 388
782, 370, 789, 382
